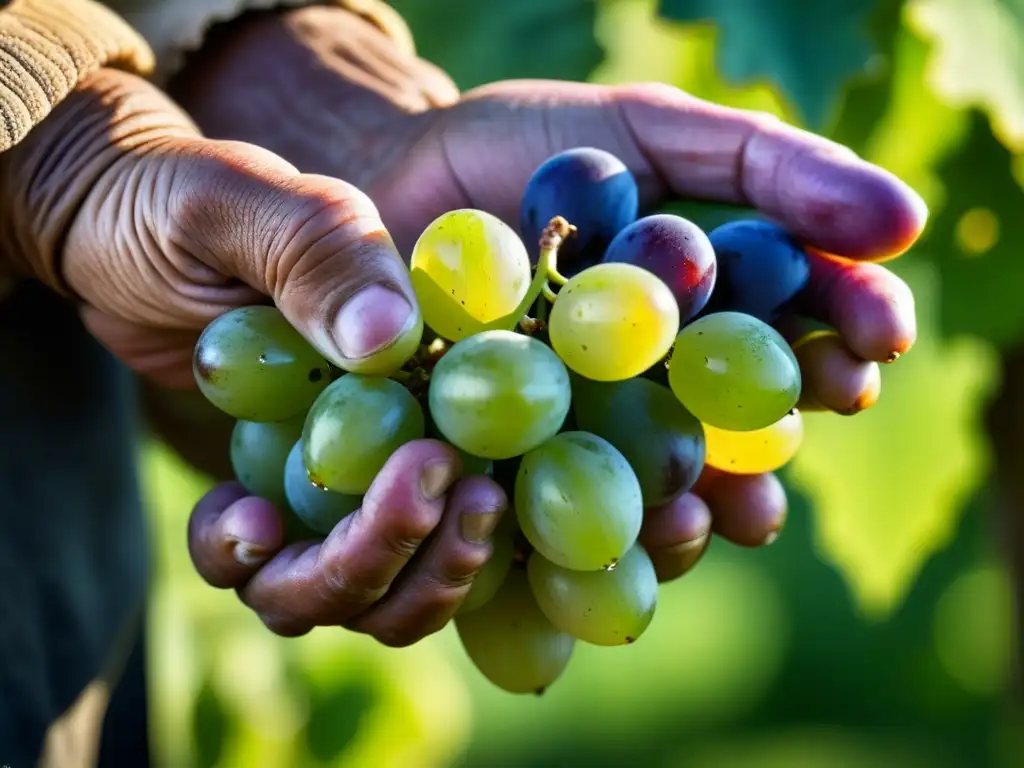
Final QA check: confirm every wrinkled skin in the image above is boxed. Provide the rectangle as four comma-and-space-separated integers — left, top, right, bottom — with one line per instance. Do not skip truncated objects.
75, 5, 922, 645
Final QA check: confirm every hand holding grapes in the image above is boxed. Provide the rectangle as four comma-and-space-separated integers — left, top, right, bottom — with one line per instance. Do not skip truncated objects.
173, 5, 925, 599
0, 67, 524, 646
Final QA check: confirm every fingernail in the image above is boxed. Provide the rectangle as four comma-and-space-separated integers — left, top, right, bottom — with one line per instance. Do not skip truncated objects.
221, 504, 282, 564
420, 459, 456, 501
336, 283, 414, 360
461, 508, 502, 543
232, 540, 271, 566
762, 530, 780, 546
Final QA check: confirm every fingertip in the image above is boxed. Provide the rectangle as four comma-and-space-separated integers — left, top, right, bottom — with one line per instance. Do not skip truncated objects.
189, 491, 286, 589
843, 363, 881, 415
220, 498, 286, 564
802, 253, 917, 362
364, 439, 462, 508
789, 154, 929, 262
450, 475, 509, 543
791, 329, 883, 415
842, 167, 928, 262
332, 282, 422, 371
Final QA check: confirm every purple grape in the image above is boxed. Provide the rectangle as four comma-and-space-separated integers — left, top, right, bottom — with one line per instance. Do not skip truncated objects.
520, 147, 638, 274
704, 220, 810, 322
602, 214, 717, 323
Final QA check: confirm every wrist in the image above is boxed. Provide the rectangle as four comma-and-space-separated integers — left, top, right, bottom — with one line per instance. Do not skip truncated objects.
0, 68, 197, 294
168, 5, 458, 191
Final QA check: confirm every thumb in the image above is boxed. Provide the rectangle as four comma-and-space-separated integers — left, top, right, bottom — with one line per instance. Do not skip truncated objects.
152, 142, 424, 374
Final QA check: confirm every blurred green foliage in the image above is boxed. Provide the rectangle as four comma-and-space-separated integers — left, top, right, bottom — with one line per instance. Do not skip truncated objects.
143, 0, 1024, 765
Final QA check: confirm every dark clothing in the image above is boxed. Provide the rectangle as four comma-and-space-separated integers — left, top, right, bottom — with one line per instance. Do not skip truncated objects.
0, 281, 148, 765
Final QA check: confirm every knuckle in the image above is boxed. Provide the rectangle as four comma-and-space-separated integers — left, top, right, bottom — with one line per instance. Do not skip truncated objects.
268, 179, 389, 295
377, 506, 441, 555
438, 548, 489, 590
317, 565, 388, 612
384, 533, 426, 561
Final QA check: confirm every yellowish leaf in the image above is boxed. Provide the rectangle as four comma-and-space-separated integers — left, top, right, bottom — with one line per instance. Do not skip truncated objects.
788, 262, 999, 617
908, 0, 1024, 150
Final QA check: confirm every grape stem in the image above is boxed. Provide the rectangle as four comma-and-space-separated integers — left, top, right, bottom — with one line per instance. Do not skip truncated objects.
481, 216, 574, 332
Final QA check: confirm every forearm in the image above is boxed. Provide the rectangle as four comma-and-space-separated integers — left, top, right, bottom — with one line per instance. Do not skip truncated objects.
0, 0, 153, 282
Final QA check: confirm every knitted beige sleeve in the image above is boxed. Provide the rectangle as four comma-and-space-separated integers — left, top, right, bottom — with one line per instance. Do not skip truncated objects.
0, 0, 154, 152
109, 0, 414, 85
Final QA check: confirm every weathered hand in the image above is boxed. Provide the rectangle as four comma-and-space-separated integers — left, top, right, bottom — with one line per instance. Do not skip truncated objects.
172, 5, 926, 577
188, 440, 509, 645
1, 69, 421, 389
0, 68, 512, 645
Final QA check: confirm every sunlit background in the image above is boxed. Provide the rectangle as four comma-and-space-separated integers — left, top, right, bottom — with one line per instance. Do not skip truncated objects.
140, 1, 1024, 765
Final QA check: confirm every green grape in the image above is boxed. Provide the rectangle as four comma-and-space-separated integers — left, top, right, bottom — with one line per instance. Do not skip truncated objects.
455, 568, 575, 694
410, 209, 531, 342
303, 374, 425, 494
457, 512, 517, 615
669, 311, 801, 431
284, 440, 362, 534
515, 431, 643, 571
572, 376, 705, 507
194, 306, 332, 421
548, 263, 679, 382
429, 330, 571, 460
229, 416, 305, 508
527, 543, 658, 646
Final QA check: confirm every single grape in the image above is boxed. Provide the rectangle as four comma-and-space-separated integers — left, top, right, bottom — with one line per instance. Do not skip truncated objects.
455, 568, 575, 694
704, 408, 804, 474
669, 312, 801, 431
602, 214, 716, 323
520, 147, 639, 274
457, 512, 517, 615
548, 262, 679, 382
410, 209, 531, 342
572, 376, 705, 507
516, 431, 643, 571
284, 440, 362, 534
704, 220, 810, 322
230, 416, 305, 508
193, 306, 332, 421
429, 330, 571, 460
303, 374, 425, 494
527, 543, 658, 646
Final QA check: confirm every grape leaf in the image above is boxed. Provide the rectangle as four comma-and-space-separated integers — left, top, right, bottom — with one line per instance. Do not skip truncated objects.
389, 0, 602, 89
827, 0, 905, 153
787, 262, 998, 617
908, 0, 1024, 150
656, 0, 880, 128
921, 111, 1024, 346
305, 677, 377, 762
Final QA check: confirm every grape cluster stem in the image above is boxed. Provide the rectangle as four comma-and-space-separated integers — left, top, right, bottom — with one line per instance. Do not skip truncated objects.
394, 217, 575, 400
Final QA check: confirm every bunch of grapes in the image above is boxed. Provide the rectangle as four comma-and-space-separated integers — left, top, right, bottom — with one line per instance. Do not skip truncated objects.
193, 147, 818, 696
